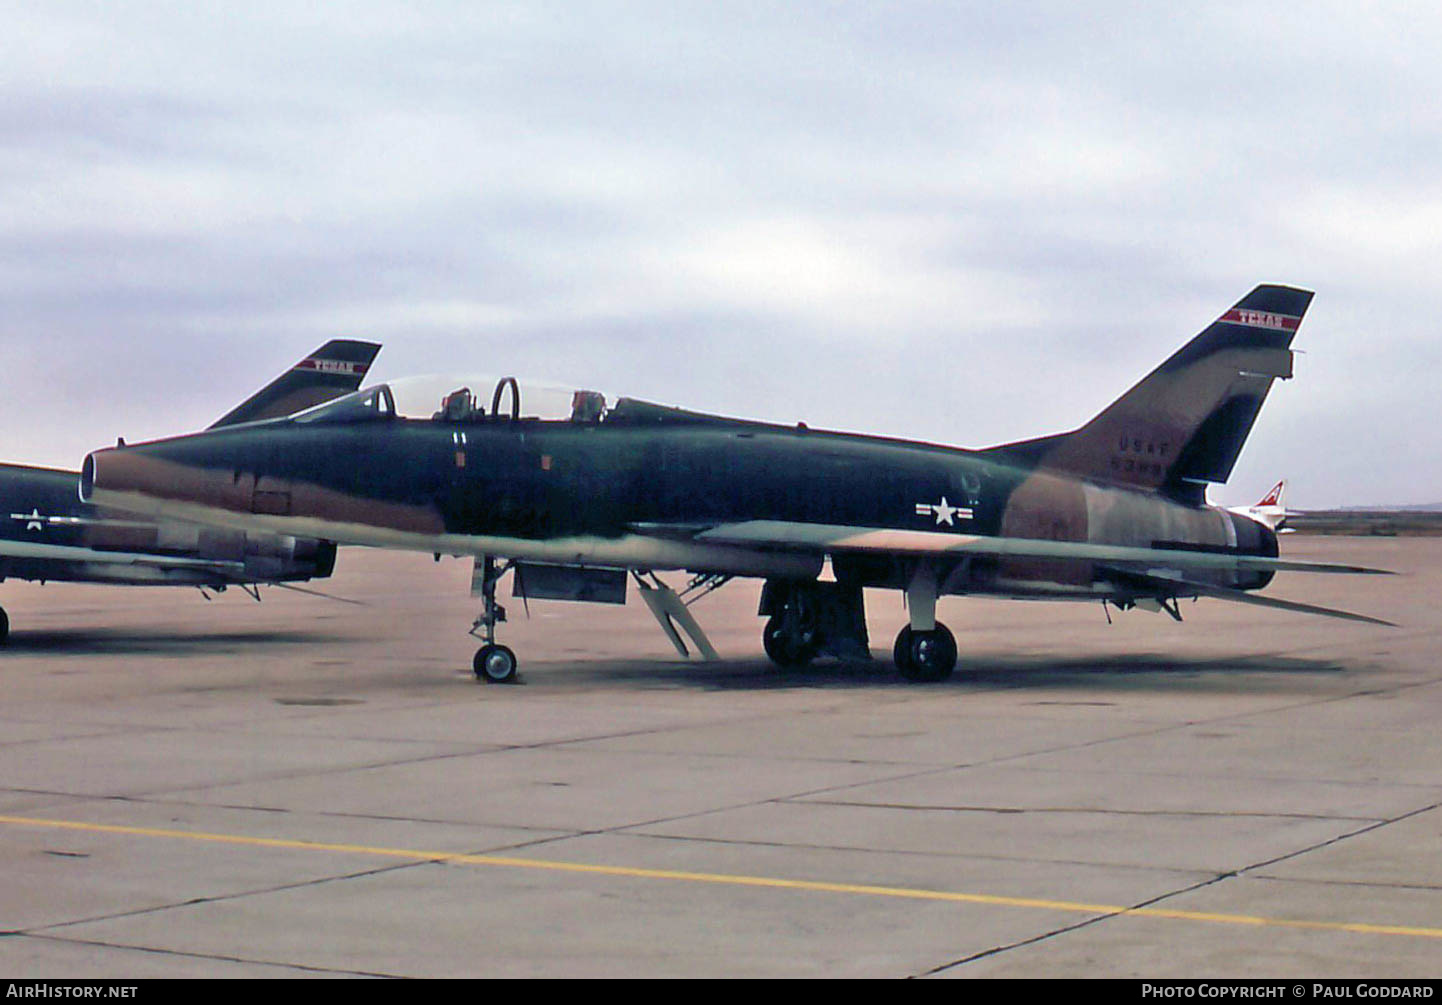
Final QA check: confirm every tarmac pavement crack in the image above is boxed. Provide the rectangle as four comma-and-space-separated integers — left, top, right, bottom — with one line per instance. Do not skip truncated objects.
604, 828, 1219, 877
111, 714, 819, 803
787, 798, 1385, 823
912, 867, 1237, 977
127, 693, 1367, 860
25, 859, 434, 937
1244, 874, 1442, 893
17, 854, 472, 976
5, 931, 400, 978
14, 702, 1194, 835
915, 797, 1442, 976
1218, 798, 1442, 877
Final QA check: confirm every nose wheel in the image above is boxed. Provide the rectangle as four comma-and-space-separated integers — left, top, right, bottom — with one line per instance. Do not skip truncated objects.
470, 556, 519, 683
893, 623, 957, 682
473, 643, 518, 683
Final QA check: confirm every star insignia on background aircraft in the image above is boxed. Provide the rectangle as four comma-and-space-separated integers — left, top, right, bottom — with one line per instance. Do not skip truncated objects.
11, 509, 44, 532
0, 339, 380, 646
80, 283, 1393, 685
914, 497, 972, 526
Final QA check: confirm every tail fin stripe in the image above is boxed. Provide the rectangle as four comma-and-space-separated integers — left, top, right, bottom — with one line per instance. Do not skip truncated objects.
294, 358, 371, 375
1217, 308, 1302, 331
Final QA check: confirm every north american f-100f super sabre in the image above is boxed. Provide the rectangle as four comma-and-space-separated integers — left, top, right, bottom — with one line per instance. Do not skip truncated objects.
81, 285, 1389, 682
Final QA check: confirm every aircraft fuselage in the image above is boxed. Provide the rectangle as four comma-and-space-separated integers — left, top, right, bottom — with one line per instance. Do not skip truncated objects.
82, 411, 1276, 599
0, 462, 334, 588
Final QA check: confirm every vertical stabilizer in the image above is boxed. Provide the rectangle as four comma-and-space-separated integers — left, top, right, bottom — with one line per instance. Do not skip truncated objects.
209, 339, 381, 428
1257, 480, 1286, 508
987, 285, 1312, 503
1228, 479, 1290, 531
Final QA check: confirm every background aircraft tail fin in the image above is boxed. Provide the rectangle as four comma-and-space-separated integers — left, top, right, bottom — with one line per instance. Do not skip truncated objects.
1257, 480, 1286, 508
986, 284, 1313, 504
208, 339, 381, 429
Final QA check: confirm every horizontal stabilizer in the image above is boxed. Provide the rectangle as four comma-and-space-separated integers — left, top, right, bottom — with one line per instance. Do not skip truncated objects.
695, 520, 1393, 576
1103, 567, 1395, 627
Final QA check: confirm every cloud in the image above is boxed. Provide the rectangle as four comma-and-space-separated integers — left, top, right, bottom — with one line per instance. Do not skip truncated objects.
2, 3, 1440, 504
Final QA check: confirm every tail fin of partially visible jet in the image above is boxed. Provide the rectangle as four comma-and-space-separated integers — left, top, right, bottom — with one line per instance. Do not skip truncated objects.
985, 285, 1313, 504
208, 339, 381, 429
1256, 480, 1285, 508
1228, 480, 1290, 532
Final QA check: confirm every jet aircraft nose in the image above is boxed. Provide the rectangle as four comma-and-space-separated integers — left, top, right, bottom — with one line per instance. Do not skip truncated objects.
83, 425, 449, 541
80, 446, 146, 507
78, 450, 97, 503
80, 440, 256, 519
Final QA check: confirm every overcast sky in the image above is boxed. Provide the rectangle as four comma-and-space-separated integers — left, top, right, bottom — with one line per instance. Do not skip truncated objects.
3, 2, 1439, 507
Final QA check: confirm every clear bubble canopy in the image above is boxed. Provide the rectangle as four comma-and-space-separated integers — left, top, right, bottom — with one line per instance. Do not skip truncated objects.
293, 374, 615, 425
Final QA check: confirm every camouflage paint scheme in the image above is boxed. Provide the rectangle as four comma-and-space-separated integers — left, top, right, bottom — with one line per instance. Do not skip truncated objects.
79, 285, 1389, 679
0, 461, 335, 588
0, 340, 379, 642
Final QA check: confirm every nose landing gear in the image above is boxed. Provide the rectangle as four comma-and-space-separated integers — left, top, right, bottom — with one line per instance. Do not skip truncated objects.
473, 642, 518, 683
470, 556, 518, 683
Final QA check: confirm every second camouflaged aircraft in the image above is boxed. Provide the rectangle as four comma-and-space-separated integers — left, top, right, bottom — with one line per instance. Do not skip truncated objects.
0, 339, 378, 643
80, 285, 1389, 682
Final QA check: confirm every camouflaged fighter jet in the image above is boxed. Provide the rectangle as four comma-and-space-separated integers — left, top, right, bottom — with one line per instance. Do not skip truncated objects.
0, 339, 379, 644
80, 284, 1390, 683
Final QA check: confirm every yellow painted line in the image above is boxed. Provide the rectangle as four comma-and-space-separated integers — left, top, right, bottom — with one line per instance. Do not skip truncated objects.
4, 812, 1440, 940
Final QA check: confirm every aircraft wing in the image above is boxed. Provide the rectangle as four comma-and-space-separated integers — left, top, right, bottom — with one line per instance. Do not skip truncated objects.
685, 520, 1392, 576
0, 537, 246, 573
1099, 566, 1395, 626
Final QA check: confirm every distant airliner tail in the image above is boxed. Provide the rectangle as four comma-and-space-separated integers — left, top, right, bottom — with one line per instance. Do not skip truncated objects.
985, 284, 1313, 505
1257, 480, 1286, 508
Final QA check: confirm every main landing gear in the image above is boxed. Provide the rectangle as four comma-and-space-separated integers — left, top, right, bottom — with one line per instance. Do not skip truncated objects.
892, 623, 957, 682
470, 556, 518, 683
758, 576, 959, 681
894, 564, 958, 682
762, 589, 818, 667
759, 580, 870, 669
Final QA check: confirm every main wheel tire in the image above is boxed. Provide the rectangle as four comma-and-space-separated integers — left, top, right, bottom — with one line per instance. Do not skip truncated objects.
893, 626, 913, 673
894, 623, 957, 682
762, 615, 816, 668
473, 643, 518, 683
0, 606, 8, 646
